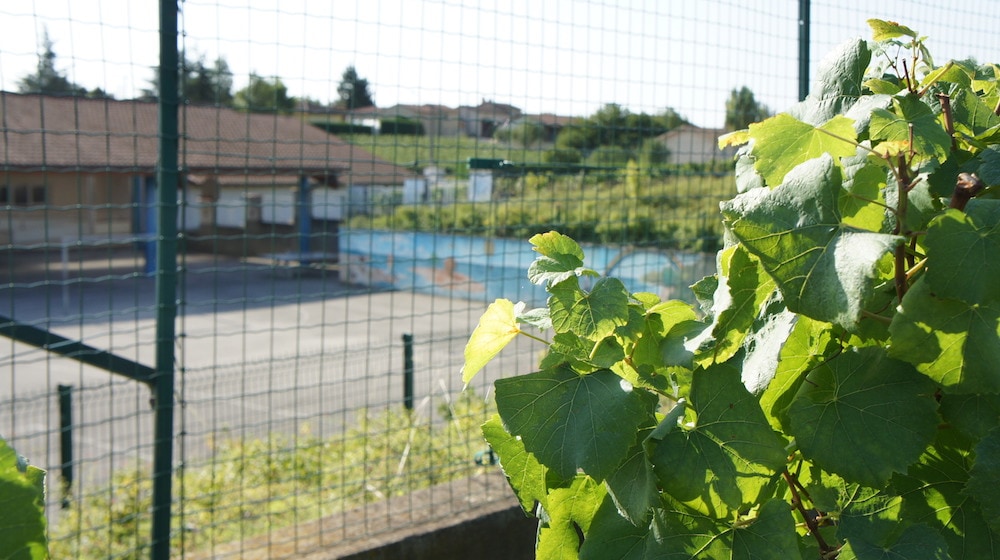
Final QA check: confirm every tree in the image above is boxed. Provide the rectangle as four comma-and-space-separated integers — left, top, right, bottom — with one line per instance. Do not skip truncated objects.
233, 73, 295, 114
142, 55, 233, 105
494, 120, 544, 147
336, 66, 375, 110
17, 30, 86, 96
725, 85, 770, 130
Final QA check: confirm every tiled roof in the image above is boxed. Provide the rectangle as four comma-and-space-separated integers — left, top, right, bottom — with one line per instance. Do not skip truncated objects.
0, 92, 413, 185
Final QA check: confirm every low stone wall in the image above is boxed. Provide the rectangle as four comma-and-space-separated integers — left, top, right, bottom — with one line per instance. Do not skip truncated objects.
193, 470, 537, 560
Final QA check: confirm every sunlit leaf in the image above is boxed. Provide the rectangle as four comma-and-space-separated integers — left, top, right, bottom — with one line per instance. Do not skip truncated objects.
867, 19, 918, 42
482, 414, 550, 514
789, 347, 939, 487
791, 38, 871, 126
537, 475, 606, 560
462, 298, 522, 384
528, 230, 597, 286
549, 277, 631, 341
869, 94, 952, 160
748, 113, 858, 187
721, 154, 903, 330
495, 367, 657, 481
0, 439, 47, 560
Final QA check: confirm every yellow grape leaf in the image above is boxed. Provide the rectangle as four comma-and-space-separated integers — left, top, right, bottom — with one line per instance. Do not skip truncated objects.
718, 129, 750, 149
462, 299, 522, 384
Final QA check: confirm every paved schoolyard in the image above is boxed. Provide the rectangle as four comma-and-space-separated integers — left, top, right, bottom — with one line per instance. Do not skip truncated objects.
1, 249, 539, 491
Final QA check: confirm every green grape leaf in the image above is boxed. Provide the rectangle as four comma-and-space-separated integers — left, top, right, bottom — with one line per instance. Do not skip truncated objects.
977, 146, 1000, 187
889, 279, 1000, 394
462, 298, 522, 384
791, 38, 871, 126
581, 496, 802, 560
721, 154, 903, 330
840, 524, 950, 560
739, 304, 798, 395
939, 392, 1000, 442
0, 439, 47, 560
495, 367, 657, 481
748, 113, 858, 187
537, 475, 606, 560
650, 363, 787, 516
869, 94, 952, 160
700, 246, 778, 366
759, 316, 833, 432
965, 428, 1000, 532
951, 87, 1000, 140
924, 200, 1000, 305
840, 146, 890, 232
867, 19, 917, 41
890, 432, 1000, 560
528, 230, 598, 287
482, 414, 550, 514
788, 347, 939, 487
549, 277, 631, 341
605, 430, 658, 526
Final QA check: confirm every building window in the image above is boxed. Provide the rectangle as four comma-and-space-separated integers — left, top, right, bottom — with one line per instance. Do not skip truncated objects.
0, 185, 46, 206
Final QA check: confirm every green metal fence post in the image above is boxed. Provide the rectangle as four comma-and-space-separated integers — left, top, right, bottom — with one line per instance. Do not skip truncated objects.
798, 0, 811, 101
151, 0, 180, 558
57, 384, 73, 510
403, 334, 414, 410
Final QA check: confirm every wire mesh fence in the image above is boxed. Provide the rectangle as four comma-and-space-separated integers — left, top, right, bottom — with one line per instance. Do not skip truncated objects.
3, 1, 1000, 558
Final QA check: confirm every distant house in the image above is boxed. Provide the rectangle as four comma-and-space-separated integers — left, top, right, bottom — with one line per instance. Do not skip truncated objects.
655, 124, 737, 165
459, 100, 522, 138
0, 92, 413, 254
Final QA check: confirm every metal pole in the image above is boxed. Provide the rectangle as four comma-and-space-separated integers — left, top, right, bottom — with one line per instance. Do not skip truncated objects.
403, 334, 414, 410
798, 0, 811, 101
152, 0, 180, 557
57, 384, 73, 510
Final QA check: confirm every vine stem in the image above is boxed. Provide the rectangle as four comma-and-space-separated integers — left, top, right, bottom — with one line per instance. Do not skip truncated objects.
893, 152, 912, 302
519, 331, 550, 345
783, 470, 835, 555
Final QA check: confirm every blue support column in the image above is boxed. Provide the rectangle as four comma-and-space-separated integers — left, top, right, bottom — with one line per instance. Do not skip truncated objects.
298, 175, 311, 257
144, 175, 157, 275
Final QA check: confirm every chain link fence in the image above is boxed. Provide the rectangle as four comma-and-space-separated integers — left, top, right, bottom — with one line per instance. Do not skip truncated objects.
2, 1, 999, 557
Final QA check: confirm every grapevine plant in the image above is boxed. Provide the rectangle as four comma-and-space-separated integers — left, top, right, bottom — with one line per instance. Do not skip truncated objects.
462, 20, 1000, 559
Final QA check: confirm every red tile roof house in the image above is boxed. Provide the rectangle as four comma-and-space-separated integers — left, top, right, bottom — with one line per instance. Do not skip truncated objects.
0, 92, 414, 264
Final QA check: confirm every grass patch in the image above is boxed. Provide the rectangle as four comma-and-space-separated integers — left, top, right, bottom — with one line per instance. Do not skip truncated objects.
343, 134, 548, 176
50, 392, 495, 559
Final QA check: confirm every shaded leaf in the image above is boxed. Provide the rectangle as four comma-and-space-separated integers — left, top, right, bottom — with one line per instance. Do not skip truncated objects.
889, 279, 1000, 394
791, 38, 871, 126
939, 393, 1000, 442
721, 154, 903, 330
759, 316, 833, 431
650, 363, 786, 516
924, 200, 1000, 305
788, 346, 939, 487
605, 429, 659, 526
889, 432, 1000, 560
462, 298, 522, 384
965, 428, 1000, 532
495, 367, 657, 481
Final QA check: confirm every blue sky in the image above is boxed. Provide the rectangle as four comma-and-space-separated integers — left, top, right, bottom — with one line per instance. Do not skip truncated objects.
2, 1, 998, 128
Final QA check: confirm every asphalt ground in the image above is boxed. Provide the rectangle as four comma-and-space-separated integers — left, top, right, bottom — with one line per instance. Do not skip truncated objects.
1, 249, 539, 502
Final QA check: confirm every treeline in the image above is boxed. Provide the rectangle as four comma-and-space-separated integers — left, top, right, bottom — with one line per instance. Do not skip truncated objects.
16, 30, 373, 114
